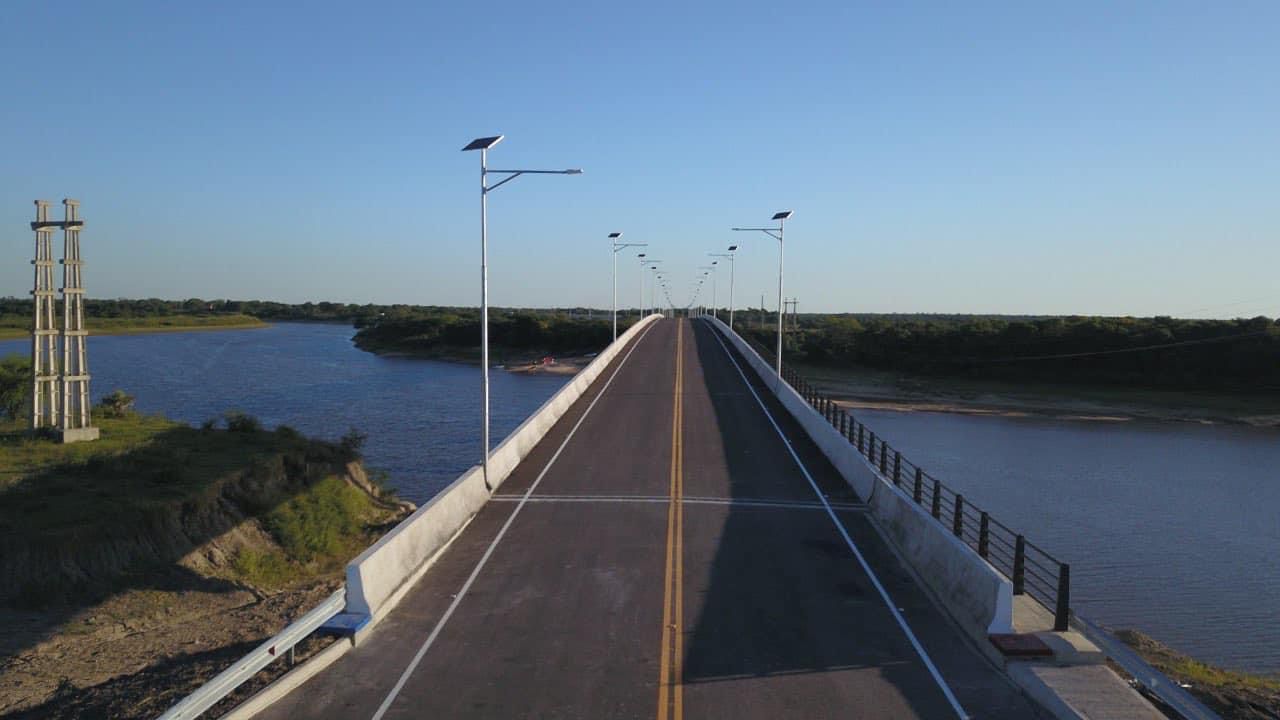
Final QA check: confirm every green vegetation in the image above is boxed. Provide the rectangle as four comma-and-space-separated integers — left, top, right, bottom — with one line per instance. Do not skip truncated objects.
0, 354, 29, 420
0, 405, 397, 603
747, 313, 1280, 392
352, 308, 630, 360
1116, 629, 1279, 719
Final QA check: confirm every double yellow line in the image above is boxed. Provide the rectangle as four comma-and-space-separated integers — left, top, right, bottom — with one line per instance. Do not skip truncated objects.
657, 320, 685, 720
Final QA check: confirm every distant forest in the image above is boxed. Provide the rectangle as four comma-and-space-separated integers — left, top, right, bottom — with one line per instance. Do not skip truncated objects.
2, 298, 1275, 391
745, 313, 1280, 392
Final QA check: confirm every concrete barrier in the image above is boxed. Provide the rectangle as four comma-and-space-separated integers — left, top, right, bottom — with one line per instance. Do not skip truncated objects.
345, 314, 664, 619
705, 316, 1013, 638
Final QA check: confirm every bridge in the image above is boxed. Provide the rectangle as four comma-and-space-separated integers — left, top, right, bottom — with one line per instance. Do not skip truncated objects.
163, 316, 1183, 720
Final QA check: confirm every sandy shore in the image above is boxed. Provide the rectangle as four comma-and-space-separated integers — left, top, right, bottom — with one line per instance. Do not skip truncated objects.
795, 363, 1280, 428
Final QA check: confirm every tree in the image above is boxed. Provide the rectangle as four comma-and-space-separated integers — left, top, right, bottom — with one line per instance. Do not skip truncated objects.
0, 354, 32, 421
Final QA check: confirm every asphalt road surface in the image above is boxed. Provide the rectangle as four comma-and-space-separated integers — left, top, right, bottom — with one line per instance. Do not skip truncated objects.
257, 318, 1046, 719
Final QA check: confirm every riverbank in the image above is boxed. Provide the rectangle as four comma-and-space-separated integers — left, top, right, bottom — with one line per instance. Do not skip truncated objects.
1118, 629, 1280, 720
0, 412, 413, 718
364, 343, 594, 376
796, 361, 1280, 427
0, 314, 267, 340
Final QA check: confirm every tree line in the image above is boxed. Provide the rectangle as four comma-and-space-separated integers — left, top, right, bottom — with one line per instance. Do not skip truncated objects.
352, 309, 631, 357
745, 313, 1280, 391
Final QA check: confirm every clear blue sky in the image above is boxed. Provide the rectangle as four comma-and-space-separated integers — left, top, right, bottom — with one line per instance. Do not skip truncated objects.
3, 1, 1276, 317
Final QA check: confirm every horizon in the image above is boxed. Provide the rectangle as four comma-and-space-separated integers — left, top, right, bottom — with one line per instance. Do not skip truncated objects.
2, 293, 1276, 323
3, 2, 1277, 319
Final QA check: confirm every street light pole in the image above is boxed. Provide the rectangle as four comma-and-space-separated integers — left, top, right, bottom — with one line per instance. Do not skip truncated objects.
711, 246, 737, 329
698, 264, 718, 320
463, 135, 581, 490
609, 233, 646, 343
732, 211, 793, 381
639, 256, 661, 318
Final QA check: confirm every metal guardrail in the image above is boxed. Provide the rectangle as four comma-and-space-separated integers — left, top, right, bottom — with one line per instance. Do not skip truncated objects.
738, 331, 1073, 631
1074, 615, 1223, 720
157, 589, 345, 720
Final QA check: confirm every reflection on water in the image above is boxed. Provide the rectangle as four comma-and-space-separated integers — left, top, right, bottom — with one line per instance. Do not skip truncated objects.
858, 408, 1280, 674
0, 323, 568, 506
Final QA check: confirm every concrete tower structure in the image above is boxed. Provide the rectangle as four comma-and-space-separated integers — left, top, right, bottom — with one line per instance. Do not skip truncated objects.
29, 201, 60, 430
57, 199, 97, 442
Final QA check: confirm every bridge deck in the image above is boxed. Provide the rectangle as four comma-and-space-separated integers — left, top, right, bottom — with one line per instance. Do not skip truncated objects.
259, 318, 1045, 719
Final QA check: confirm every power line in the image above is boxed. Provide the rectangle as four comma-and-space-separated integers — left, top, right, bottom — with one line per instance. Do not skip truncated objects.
977, 329, 1274, 364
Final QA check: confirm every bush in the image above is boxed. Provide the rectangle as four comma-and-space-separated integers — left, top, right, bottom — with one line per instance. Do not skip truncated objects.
96, 390, 135, 418
224, 411, 262, 433
0, 354, 32, 421
274, 424, 302, 441
339, 427, 367, 455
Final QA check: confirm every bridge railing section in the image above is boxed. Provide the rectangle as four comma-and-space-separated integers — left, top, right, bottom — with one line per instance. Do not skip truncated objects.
739, 333, 1071, 631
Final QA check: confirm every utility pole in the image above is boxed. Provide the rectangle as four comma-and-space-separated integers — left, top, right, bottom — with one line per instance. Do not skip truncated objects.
59, 199, 96, 442
30, 201, 59, 431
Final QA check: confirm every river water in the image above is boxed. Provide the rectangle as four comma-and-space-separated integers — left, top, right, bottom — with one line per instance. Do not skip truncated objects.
0, 323, 568, 507
1, 323, 1275, 674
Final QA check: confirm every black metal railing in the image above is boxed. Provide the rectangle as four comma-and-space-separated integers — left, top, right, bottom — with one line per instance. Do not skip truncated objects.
738, 331, 1071, 632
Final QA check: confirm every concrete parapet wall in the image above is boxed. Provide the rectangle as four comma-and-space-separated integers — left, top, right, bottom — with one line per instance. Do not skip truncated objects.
705, 316, 1013, 638
345, 314, 664, 619
868, 480, 1014, 636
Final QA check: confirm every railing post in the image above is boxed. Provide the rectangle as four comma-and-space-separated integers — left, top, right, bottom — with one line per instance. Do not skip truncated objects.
868, 431, 876, 463
1054, 564, 1071, 632
879, 441, 888, 475
857, 426, 865, 454
978, 512, 990, 558
893, 452, 902, 486
1013, 535, 1026, 595
913, 468, 923, 503
931, 479, 941, 519
953, 494, 964, 537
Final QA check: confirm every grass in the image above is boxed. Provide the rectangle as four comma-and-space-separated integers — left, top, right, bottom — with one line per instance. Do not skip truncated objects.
233, 475, 378, 588
1163, 655, 1280, 692
0, 313, 266, 339
0, 409, 399, 601
0, 414, 314, 534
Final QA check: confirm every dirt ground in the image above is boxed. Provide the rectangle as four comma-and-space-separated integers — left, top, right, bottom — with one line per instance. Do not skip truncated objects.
0, 571, 341, 719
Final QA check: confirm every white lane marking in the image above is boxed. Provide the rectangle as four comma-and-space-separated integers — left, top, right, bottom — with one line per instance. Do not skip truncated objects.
369, 320, 661, 720
703, 322, 970, 720
488, 493, 864, 511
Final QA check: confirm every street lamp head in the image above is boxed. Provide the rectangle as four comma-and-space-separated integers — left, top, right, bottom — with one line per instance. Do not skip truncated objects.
638, 253, 646, 258
728, 245, 738, 251
462, 135, 504, 151
563, 169, 584, 175
608, 232, 622, 239
772, 210, 794, 220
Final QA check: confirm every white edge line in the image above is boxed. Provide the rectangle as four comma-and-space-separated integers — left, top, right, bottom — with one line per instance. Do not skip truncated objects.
703, 321, 970, 720
369, 320, 660, 720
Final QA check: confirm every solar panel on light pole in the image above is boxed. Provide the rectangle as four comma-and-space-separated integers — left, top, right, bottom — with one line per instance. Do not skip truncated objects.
463, 135, 582, 489
732, 211, 793, 383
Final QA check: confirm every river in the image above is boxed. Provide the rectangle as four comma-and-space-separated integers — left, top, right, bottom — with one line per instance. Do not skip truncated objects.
0, 323, 568, 507
1, 322, 1275, 674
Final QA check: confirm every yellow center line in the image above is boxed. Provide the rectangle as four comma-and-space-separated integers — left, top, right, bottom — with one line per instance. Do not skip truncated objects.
657, 319, 685, 720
